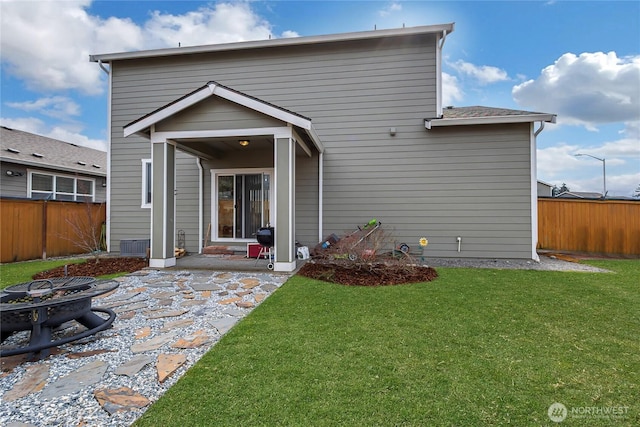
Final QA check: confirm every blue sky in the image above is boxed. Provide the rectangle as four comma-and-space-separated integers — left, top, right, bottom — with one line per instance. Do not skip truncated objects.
1, 0, 639, 196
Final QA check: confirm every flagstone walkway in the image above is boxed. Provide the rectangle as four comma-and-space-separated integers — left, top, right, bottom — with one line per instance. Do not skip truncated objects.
0, 268, 289, 427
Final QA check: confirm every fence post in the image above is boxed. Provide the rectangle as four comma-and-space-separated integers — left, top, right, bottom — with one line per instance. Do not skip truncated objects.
42, 200, 47, 260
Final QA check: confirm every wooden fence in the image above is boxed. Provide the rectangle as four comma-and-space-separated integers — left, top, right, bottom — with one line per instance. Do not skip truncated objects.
538, 198, 640, 256
0, 199, 106, 263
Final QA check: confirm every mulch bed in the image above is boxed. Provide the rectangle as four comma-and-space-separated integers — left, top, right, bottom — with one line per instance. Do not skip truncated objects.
298, 260, 438, 286
32, 257, 148, 280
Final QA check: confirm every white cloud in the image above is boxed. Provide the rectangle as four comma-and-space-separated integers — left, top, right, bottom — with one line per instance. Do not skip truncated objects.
0, 116, 106, 151
6, 97, 81, 120
281, 30, 300, 38
379, 3, 402, 17
0, 1, 296, 94
0, 0, 141, 95
449, 60, 509, 85
513, 52, 640, 129
0, 117, 47, 135
142, 3, 278, 49
442, 72, 464, 107
537, 122, 640, 196
537, 143, 583, 179
47, 127, 106, 152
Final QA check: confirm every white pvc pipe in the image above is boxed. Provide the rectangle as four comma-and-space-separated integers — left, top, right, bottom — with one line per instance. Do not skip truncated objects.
197, 157, 204, 253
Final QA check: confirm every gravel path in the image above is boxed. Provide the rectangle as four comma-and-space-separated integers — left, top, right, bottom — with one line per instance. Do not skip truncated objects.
426, 255, 611, 273
0, 269, 288, 427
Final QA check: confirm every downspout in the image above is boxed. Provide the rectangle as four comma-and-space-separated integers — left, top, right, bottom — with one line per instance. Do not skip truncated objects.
318, 151, 324, 243
436, 30, 449, 118
197, 157, 204, 253
98, 60, 111, 253
531, 121, 546, 262
439, 29, 449, 49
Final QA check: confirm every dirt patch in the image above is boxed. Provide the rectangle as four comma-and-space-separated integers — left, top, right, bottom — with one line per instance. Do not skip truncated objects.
298, 260, 438, 286
33, 257, 147, 280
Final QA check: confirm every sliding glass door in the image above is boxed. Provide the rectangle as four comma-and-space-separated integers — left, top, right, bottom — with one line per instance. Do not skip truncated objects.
216, 171, 271, 240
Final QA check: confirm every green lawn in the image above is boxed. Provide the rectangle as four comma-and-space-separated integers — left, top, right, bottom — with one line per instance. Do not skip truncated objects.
0, 258, 130, 289
0, 258, 87, 289
136, 260, 638, 426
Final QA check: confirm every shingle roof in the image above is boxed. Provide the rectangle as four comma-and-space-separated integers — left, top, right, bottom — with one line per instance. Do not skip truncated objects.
441, 106, 550, 119
556, 191, 603, 199
0, 127, 107, 176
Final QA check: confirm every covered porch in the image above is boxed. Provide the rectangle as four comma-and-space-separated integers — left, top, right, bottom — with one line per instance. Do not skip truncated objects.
124, 81, 324, 272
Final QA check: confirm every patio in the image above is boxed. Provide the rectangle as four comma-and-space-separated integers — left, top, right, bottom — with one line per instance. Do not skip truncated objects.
0, 266, 289, 426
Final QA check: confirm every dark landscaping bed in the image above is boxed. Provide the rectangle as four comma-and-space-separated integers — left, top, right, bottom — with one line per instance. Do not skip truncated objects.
297, 260, 438, 286
32, 257, 147, 279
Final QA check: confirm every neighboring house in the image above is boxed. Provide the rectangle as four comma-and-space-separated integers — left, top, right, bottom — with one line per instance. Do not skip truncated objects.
556, 191, 603, 199
537, 180, 554, 198
90, 23, 556, 272
0, 127, 107, 202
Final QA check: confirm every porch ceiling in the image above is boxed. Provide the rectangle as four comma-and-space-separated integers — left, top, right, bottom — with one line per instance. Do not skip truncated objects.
176, 135, 273, 159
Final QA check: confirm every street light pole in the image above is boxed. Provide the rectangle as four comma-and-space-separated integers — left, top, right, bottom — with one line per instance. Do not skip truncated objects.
575, 153, 606, 198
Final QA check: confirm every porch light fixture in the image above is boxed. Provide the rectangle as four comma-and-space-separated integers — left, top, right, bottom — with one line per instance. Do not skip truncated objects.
5, 170, 23, 177
238, 140, 250, 147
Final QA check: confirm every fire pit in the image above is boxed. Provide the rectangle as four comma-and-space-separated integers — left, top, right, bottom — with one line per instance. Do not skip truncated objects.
0, 277, 119, 359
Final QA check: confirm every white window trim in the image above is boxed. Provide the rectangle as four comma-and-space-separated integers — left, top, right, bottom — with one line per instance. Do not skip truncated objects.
141, 159, 151, 208
27, 170, 96, 202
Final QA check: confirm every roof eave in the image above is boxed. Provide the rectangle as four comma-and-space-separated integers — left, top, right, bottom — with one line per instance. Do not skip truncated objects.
0, 158, 107, 177
425, 114, 557, 129
90, 23, 455, 63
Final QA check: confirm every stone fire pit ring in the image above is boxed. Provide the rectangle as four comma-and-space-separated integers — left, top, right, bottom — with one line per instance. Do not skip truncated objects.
0, 277, 119, 358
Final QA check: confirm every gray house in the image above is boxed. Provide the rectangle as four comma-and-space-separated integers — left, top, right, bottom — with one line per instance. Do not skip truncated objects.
0, 127, 107, 202
90, 23, 556, 272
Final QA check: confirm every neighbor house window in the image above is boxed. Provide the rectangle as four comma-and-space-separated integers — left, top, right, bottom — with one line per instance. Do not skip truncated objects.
142, 159, 151, 208
29, 172, 95, 201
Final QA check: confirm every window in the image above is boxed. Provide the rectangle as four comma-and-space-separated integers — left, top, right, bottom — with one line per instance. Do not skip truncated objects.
142, 159, 151, 208
29, 172, 95, 201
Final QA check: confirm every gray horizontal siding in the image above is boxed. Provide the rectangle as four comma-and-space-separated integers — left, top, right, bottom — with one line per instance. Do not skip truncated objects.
109, 34, 438, 255
107, 32, 537, 260
0, 163, 27, 197
156, 97, 285, 132
1, 162, 106, 202
175, 151, 200, 253
320, 123, 534, 259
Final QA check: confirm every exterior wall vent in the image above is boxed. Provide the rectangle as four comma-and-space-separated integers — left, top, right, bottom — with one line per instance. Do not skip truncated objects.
120, 239, 150, 257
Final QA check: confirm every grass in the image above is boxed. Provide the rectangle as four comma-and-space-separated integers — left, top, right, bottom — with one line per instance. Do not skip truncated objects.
0, 258, 87, 289
133, 260, 636, 426
0, 258, 130, 289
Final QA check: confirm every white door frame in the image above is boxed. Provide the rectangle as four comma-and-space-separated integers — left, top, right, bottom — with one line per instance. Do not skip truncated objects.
210, 168, 274, 242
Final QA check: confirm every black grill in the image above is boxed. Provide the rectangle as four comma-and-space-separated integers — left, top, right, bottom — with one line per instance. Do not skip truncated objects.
256, 227, 274, 248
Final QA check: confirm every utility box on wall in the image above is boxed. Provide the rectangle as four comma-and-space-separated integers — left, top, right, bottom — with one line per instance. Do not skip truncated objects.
120, 239, 150, 258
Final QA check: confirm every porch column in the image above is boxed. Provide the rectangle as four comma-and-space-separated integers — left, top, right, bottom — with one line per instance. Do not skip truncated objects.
149, 139, 176, 268
274, 136, 296, 272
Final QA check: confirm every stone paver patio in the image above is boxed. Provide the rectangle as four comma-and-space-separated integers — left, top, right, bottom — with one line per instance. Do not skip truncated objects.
0, 268, 289, 426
